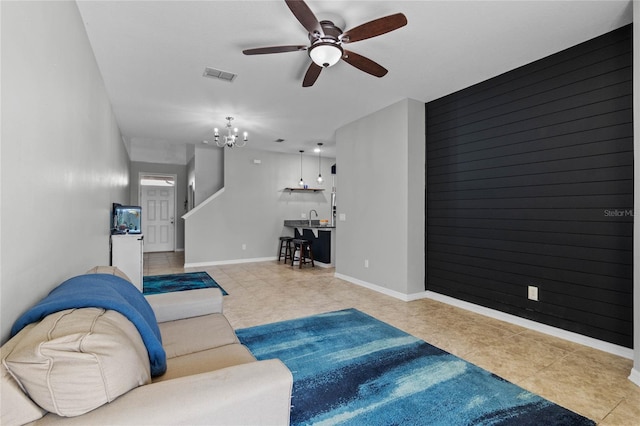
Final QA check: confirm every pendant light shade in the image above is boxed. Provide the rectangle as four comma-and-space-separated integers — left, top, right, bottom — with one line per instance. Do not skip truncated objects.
316, 143, 324, 184
298, 150, 305, 187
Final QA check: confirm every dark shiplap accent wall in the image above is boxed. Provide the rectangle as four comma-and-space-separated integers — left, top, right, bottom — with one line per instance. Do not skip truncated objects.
425, 25, 633, 348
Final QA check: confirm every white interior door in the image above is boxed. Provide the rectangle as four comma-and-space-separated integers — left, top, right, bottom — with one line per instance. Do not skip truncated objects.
142, 185, 175, 252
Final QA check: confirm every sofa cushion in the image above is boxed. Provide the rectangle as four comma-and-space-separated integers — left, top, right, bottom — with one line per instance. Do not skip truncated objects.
159, 313, 239, 359
154, 344, 256, 382
85, 265, 133, 283
145, 288, 223, 323
3, 308, 151, 417
1, 324, 47, 426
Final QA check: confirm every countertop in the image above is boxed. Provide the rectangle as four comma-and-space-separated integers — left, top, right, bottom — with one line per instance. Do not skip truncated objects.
284, 220, 335, 229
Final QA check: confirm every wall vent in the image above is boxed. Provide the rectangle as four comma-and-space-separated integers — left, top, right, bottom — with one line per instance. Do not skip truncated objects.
203, 67, 237, 82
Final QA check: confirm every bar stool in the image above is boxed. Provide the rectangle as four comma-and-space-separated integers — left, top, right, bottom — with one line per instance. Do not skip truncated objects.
291, 239, 314, 268
277, 236, 293, 263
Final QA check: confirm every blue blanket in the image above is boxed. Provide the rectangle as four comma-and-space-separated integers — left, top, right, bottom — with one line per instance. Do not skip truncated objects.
11, 274, 167, 376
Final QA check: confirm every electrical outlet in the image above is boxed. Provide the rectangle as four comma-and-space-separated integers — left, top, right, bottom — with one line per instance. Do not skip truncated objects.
301, 213, 307, 219
339, 213, 346, 221
242, 244, 246, 250
528, 286, 539, 301
364, 259, 369, 268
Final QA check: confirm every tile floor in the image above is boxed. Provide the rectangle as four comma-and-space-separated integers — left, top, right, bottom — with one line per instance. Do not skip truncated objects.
144, 251, 640, 425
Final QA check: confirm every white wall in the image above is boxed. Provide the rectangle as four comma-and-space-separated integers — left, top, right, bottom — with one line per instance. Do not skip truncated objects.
0, 1, 130, 343
335, 99, 425, 297
194, 145, 224, 205
184, 147, 334, 265
631, 0, 640, 386
187, 154, 195, 209
128, 139, 188, 165
407, 101, 427, 293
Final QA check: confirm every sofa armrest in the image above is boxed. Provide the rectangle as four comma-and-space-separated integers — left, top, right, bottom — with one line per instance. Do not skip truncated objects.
145, 287, 223, 322
30, 359, 293, 426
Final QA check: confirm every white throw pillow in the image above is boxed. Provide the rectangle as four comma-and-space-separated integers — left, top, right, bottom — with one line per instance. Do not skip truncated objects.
3, 308, 151, 417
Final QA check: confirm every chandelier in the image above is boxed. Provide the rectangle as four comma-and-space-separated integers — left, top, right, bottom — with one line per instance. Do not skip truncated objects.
214, 117, 248, 148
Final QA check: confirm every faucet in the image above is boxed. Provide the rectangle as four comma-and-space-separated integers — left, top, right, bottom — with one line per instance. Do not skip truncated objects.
309, 209, 318, 226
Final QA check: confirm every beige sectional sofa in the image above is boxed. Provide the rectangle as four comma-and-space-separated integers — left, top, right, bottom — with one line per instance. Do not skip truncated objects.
1, 269, 293, 426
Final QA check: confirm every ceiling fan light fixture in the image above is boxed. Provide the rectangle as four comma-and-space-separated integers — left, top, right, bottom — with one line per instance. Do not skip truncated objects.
243, 2, 407, 87
309, 42, 343, 68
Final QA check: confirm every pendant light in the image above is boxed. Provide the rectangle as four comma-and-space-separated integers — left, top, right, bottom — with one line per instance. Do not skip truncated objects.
315, 143, 324, 185
298, 150, 305, 187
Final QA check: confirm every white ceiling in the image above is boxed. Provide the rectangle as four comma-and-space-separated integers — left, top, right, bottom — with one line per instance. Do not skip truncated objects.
76, 0, 632, 163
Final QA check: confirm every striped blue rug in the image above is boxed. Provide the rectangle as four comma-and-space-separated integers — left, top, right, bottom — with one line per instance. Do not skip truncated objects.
236, 308, 594, 426
142, 271, 228, 296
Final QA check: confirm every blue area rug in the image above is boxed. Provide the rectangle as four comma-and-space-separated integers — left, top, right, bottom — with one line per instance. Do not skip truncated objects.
142, 271, 228, 296
236, 308, 594, 426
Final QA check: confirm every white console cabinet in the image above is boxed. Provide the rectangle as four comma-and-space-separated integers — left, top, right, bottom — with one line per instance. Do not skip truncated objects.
111, 234, 144, 291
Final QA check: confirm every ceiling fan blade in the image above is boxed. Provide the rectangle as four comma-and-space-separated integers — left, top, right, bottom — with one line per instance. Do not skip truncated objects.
342, 50, 388, 77
285, 0, 323, 37
302, 62, 322, 87
342, 13, 407, 44
243, 45, 307, 55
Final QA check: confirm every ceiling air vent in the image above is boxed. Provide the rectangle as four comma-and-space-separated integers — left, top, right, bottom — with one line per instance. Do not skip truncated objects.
203, 67, 237, 82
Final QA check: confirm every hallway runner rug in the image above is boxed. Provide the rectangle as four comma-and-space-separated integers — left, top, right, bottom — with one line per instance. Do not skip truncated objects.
142, 271, 228, 296
236, 308, 594, 426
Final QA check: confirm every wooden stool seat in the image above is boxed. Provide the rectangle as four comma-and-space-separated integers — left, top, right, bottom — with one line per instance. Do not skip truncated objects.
278, 236, 294, 263
291, 238, 314, 268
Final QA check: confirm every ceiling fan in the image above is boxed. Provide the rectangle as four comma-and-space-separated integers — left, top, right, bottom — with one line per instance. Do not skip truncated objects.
242, 0, 407, 87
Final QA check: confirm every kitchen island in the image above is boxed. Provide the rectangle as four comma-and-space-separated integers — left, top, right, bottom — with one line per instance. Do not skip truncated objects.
283, 220, 335, 266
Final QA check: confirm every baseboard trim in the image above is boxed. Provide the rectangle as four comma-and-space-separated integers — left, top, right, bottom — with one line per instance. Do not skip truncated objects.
424, 291, 634, 360
333, 273, 634, 360
629, 368, 640, 386
184, 256, 276, 268
334, 273, 417, 302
